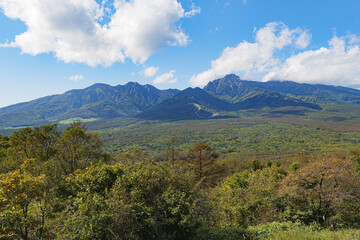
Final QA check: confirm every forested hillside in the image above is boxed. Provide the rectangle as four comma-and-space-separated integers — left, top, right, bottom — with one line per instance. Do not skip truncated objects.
0, 82, 179, 127
1, 122, 360, 239
2, 74, 360, 127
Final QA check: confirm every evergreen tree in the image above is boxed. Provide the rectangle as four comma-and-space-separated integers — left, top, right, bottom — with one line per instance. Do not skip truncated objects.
57, 122, 102, 175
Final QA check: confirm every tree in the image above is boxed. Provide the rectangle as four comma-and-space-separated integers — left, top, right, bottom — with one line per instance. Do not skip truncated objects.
6, 125, 60, 175
55, 164, 124, 240
0, 159, 47, 240
57, 122, 103, 175
0, 134, 10, 153
107, 161, 199, 240
164, 136, 181, 166
211, 166, 285, 228
31, 124, 60, 163
9, 127, 35, 159
0, 135, 10, 169
116, 147, 153, 166
279, 157, 360, 224
186, 141, 219, 185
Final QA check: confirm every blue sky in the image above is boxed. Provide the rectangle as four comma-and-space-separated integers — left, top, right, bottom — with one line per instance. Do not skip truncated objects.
0, 0, 360, 107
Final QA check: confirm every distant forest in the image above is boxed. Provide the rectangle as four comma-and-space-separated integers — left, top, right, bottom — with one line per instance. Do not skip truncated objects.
1, 122, 360, 239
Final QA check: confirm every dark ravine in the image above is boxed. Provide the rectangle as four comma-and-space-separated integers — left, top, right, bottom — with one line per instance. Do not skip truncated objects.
1, 74, 360, 126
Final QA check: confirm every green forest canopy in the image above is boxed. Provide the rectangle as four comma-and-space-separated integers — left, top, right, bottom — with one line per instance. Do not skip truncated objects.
1, 122, 360, 239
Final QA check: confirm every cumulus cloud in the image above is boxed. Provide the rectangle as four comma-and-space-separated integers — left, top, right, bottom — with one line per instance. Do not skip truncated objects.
263, 36, 360, 87
190, 22, 311, 86
0, 0, 194, 66
68, 74, 84, 81
153, 70, 177, 84
142, 66, 159, 77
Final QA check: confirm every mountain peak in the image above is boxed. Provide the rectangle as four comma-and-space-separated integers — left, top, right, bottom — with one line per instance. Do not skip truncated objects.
205, 74, 242, 88
204, 74, 246, 98
213, 74, 242, 85
124, 81, 141, 88
223, 74, 241, 81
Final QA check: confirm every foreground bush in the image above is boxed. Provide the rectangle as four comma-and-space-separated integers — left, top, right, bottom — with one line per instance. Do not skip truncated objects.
54, 161, 200, 240
211, 166, 285, 228
107, 162, 200, 240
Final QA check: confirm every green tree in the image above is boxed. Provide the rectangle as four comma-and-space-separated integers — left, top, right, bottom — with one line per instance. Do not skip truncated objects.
55, 164, 124, 240
0, 159, 47, 240
211, 166, 285, 228
108, 161, 199, 240
57, 122, 103, 175
9, 127, 35, 159
31, 124, 60, 163
116, 147, 153, 166
0, 135, 11, 172
0, 134, 9, 156
6, 125, 61, 175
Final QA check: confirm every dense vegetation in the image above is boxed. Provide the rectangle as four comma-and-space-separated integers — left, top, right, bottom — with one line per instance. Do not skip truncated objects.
1, 121, 360, 239
95, 117, 360, 160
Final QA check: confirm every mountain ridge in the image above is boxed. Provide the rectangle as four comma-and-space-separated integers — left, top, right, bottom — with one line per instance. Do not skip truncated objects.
1, 74, 360, 126
204, 74, 360, 104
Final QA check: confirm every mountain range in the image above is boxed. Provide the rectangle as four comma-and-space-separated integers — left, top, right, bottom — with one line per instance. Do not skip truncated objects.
1, 74, 360, 127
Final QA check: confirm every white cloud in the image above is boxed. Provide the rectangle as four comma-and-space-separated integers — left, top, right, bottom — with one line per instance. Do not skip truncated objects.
0, 0, 192, 66
68, 74, 84, 81
348, 34, 360, 44
295, 31, 311, 48
153, 70, 177, 84
184, 6, 200, 18
184, 1, 200, 18
142, 66, 159, 77
263, 36, 360, 87
190, 22, 311, 86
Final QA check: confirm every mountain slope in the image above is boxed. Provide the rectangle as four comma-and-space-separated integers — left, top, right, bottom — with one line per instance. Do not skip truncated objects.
138, 86, 321, 120
258, 81, 360, 104
204, 74, 360, 104
137, 87, 232, 120
235, 90, 321, 110
2, 74, 360, 126
0, 82, 179, 126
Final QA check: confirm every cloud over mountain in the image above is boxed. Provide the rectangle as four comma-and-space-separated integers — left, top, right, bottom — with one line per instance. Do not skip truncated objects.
190, 22, 310, 86
264, 36, 360, 88
190, 21, 360, 89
